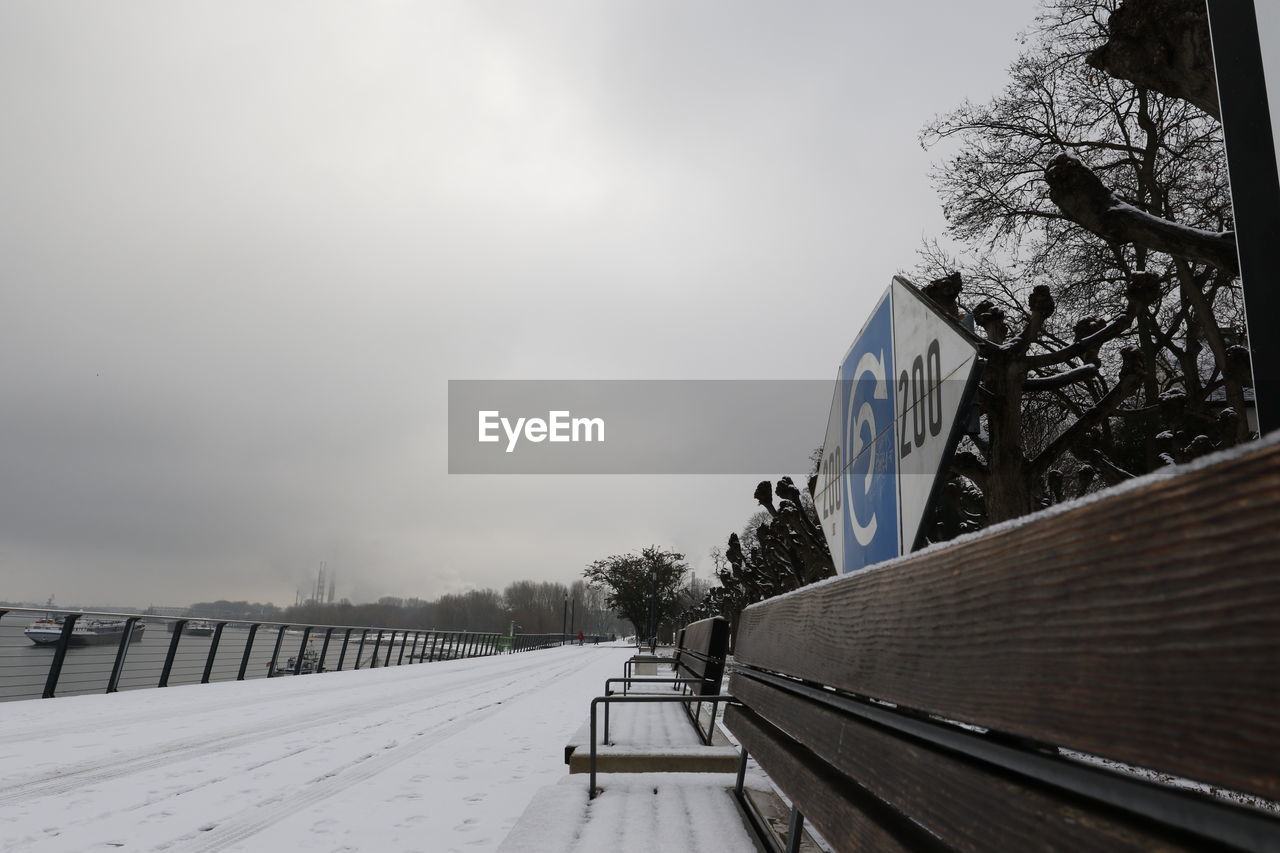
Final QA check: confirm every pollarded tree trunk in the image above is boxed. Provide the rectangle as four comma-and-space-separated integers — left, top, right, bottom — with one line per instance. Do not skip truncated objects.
1086, 0, 1219, 121
981, 355, 1036, 524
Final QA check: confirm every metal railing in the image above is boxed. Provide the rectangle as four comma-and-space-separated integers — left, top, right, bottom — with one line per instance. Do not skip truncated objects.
0, 607, 549, 702
506, 633, 612, 651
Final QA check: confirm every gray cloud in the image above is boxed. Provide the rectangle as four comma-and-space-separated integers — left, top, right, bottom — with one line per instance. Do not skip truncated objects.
0, 0, 1037, 607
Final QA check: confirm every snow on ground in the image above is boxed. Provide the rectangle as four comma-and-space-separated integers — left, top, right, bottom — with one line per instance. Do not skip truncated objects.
497, 772, 770, 853
0, 644, 636, 853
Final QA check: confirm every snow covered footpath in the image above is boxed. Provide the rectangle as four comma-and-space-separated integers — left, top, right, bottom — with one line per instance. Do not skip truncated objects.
0, 644, 635, 852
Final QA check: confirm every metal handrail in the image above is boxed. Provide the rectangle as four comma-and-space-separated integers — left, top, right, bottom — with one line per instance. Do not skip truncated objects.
0, 606, 549, 702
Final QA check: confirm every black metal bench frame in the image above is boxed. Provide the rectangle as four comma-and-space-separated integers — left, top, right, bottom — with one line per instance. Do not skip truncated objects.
599, 616, 729, 748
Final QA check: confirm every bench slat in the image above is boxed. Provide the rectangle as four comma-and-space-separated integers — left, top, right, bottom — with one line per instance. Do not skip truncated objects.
725, 704, 920, 852
734, 439, 1280, 801
728, 673, 1211, 852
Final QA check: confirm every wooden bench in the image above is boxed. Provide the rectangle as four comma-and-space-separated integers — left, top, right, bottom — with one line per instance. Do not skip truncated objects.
723, 437, 1280, 852
565, 616, 736, 775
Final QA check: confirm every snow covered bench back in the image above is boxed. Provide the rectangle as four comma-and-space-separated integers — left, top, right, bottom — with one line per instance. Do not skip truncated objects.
725, 435, 1280, 851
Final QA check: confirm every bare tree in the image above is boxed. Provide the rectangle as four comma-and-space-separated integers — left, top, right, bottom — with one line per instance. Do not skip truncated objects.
919, 0, 1251, 524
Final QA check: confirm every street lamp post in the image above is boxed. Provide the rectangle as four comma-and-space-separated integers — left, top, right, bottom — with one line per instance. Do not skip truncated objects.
648, 563, 658, 654
562, 594, 568, 646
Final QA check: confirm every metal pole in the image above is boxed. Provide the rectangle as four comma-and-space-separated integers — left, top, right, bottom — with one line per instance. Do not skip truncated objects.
786, 807, 805, 853
562, 595, 568, 645
266, 625, 288, 677
354, 629, 368, 669
237, 624, 260, 680
337, 628, 352, 671
200, 621, 227, 684
158, 619, 188, 687
292, 626, 313, 675
108, 616, 142, 692
42, 614, 80, 699
383, 630, 396, 667
319, 627, 335, 673
1208, 0, 1280, 433
371, 630, 384, 667
649, 564, 658, 653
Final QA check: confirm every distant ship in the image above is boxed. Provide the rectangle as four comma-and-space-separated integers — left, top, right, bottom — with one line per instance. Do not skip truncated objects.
24, 616, 146, 646
272, 645, 323, 675
185, 620, 216, 636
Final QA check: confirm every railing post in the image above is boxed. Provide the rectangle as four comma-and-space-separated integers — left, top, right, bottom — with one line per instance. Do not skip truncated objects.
411, 631, 422, 662
42, 614, 80, 699
337, 628, 352, 671
238, 624, 260, 680
319, 627, 335, 672
267, 625, 288, 677
371, 630, 384, 667
292, 626, 313, 675
200, 621, 227, 684
354, 629, 368, 669
158, 619, 188, 687
429, 631, 440, 661
397, 632, 408, 665
106, 616, 142, 693
384, 631, 396, 667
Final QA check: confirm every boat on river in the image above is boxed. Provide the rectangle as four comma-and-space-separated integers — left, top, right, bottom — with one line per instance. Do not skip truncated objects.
24, 616, 147, 646
272, 646, 323, 675
185, 620, 216, 636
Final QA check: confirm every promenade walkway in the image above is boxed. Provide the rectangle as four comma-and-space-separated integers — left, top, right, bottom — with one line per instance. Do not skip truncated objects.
0, 643, 633, 852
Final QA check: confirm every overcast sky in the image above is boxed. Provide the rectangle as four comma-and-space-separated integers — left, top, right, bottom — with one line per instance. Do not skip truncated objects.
0, 1, 1038, 608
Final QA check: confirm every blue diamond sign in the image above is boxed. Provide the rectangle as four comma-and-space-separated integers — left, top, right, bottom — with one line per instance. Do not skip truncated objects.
815, 277, 981, 574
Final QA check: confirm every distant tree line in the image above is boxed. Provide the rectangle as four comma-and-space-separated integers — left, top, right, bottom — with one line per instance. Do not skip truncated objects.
187, 581, 630, 635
